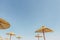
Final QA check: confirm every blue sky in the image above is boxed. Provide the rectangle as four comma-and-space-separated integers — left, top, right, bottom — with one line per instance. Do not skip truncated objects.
0, 0, 60, 40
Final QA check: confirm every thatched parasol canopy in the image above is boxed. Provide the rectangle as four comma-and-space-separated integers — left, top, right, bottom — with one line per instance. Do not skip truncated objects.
0, 18, 10, 29
35, 26, 53, 33
6, 32, 15, 36
16, 36, 21, 39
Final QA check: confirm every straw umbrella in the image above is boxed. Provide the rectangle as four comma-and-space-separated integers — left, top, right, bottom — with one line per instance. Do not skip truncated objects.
0, 36, 3, 40
16, 36, 21, 40
6, 32, 15, 40
35, 34, 42, 40
35, 26, 53, 40
0, 18, 10, 29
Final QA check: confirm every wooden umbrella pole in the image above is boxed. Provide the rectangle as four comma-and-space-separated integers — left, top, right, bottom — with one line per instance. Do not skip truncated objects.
38, 37, 39, 40
43, 30, 46, 40
10, 35, 11, 40
35, 34, 41, 40
17, 38, 20, 40
19, 38, 20, 40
